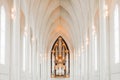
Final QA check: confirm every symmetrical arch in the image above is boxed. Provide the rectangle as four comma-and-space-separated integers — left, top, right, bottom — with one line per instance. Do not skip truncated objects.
51, 36, 70, 78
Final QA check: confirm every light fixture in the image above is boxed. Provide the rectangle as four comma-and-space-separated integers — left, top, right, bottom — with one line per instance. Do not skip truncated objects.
81, 45, 84, 53
105, 5, 108, 10
25, 26, 28, 31
86, 37, 89, 45
32, 36, 35, 42
24, 25, 28, 36
105, 10, 108, 17
11, 7, 16, 20
92, 24, 96, 35
105, 4, 108, 17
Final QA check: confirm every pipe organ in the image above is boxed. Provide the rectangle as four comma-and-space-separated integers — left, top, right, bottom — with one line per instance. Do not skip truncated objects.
51, 36, 70, 78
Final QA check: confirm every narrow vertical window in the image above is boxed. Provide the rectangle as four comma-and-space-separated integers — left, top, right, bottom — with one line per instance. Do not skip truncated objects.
0, 6, 6, 64
114, 5, 119, 64
29, 41, 32, 73
81, 52, 85, 75
92, 23, 98, 70
23, 35, 26, 71
94, 35, 97, 70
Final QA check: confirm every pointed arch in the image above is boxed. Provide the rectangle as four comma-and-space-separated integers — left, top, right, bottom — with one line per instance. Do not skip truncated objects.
51, 36, 70, 78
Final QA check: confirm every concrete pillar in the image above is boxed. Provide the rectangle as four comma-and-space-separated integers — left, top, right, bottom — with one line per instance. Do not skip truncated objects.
10, 0, 20, 80
99, 0, 110, 80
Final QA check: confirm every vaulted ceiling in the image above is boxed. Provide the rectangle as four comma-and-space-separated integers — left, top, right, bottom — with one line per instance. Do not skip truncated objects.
20, 0, 99, 52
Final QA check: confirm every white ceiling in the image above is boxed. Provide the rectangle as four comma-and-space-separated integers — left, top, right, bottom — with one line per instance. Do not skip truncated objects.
20, 0, 99, 52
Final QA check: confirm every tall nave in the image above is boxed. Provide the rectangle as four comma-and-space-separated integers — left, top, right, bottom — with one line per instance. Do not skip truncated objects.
0, 0, 120, 80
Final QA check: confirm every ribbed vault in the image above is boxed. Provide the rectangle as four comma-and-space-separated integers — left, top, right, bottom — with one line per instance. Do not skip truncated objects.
20, 0, 99, 54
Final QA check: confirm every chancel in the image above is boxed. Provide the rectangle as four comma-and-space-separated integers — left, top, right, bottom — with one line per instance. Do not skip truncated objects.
0, 0, 120, 80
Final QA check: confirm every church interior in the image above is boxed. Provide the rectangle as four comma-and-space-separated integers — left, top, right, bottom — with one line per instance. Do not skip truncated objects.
0, 0, 120, 80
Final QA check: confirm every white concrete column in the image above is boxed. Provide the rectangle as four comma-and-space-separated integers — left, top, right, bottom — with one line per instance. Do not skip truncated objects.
36, 42, 40, 80
76, 48, 79, 80
10, 0, 20, 80
105, 1, 110, 80
77, 47, 81, 80
41, 52, 45, 80
85, 38, 88, 80
32, 39, 37, 80
99, 0, 110, 80
44, 52, 47, 80
73, 48, 76, 80
26, 25, 29, 80
88, 23, 93, 80
70, 48, 74, 80
47, 50, 50, 80
74, 49, 77, 80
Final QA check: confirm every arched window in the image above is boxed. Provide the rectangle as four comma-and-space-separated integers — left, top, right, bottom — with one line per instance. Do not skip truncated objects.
0, 6, 6, 64
114, 4, 120, 64
51, 36, 70, 78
